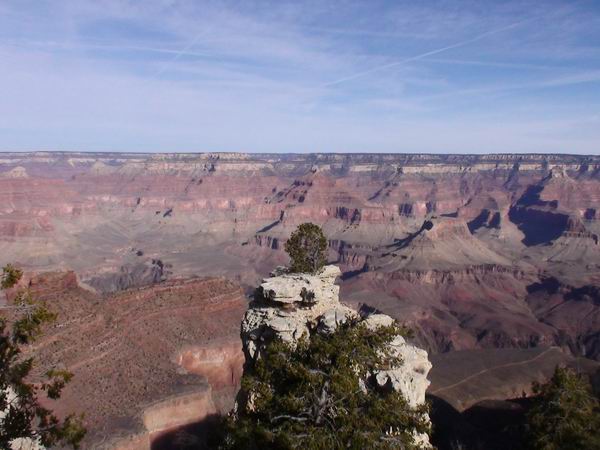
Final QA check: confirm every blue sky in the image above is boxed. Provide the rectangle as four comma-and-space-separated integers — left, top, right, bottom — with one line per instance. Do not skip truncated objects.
1, 0, 599, 154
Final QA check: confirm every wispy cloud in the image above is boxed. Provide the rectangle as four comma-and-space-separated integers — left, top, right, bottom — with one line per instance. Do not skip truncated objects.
419, 57, 561, 71
3, 38, 214, 58
419, 69, 600, 105
152, 32, 209, 77
322, 18, 534, 87
0, 0, 599, 154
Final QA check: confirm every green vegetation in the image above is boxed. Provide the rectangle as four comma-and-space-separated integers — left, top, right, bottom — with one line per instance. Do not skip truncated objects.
284, 223, 328, 274
222, 319, 430, 450
0, 264, 86, 449
526, 366, 600, 450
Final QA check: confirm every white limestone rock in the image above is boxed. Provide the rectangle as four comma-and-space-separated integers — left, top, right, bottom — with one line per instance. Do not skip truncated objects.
365, 315, 432, 408
363, 313, 395, 330
374, 334, 432, 407
239, 265, 433, 447
317, 306, 357, 335
257, 265, 341, 308
1, 166, 28, 179
242, 266, 343, 360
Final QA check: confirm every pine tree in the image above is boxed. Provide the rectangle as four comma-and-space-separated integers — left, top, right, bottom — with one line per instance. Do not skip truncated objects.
0, 264, 86, 449
222, 319, 430, 450
284, 223, 328, 274
526, 366, 600, 450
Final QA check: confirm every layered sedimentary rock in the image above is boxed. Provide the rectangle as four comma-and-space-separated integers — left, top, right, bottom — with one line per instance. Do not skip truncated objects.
4, 271, 246, 449
3, 151, 600, 446
239, 265, 432, 444
1, 151, 600, 401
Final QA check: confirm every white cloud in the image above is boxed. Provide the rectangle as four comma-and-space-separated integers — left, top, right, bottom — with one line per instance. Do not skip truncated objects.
0, 0, 599, 154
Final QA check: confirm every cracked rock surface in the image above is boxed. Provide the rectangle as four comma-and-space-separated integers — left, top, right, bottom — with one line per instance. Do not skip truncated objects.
240, 265, 432, 446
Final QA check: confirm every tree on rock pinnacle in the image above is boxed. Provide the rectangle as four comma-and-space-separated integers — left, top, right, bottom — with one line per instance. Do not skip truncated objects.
285, 223, 327, 274
222, 320, 430, 449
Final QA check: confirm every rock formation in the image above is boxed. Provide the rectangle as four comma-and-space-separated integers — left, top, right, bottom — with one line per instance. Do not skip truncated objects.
2, 151, 600, 444
241, 265, 354, 354
6, 271, 246, 449
240, 265, 432, 446
0, 166, 28, 178
1, 152, 600, 361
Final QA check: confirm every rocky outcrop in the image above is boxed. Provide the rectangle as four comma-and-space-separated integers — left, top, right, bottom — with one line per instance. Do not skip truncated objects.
86, 258, 172, 293
1, 166, 28, 178
240, 265, 432, 446
362, 314, 432, 409
374, 218, 512, 272
242, 265, 355, 356
11, 272, 246, 449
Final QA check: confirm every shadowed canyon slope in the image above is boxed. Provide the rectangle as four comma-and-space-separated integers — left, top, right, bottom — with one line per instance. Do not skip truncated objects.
1, 151, 600, 361
3, 271, 246, 448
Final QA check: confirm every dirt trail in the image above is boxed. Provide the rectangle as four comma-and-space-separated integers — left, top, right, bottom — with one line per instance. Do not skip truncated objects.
430, 347, 555, 395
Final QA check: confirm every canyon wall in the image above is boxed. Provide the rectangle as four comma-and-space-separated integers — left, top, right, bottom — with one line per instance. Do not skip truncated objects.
1, 152, 598, 359
4, 271, 246, 449
2, 152, 600, 446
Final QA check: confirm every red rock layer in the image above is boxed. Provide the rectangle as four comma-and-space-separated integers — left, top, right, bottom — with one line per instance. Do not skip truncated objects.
12, 272, 246, 449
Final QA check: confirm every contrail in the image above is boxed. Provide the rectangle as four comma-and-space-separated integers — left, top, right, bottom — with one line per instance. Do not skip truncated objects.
99, 43, 212, 59
323, 19, 532, 87
420, 57, 556, 71
153, 32, 208, 78
5, 38, 214, 59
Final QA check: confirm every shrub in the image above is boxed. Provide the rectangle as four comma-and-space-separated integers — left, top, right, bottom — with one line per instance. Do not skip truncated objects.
526, 366, 600, 450
284, 223, 327, 274
222, 320, 430, 450
0, 264, 86, 449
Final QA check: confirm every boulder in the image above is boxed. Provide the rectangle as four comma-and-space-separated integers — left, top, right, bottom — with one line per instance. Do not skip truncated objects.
317, 306, 356, 335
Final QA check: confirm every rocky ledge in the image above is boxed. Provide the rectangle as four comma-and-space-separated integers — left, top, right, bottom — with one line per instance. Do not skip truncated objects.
240, 265, 432, 445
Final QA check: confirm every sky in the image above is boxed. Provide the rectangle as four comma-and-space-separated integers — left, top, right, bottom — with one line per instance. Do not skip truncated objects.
1, 0, 600, 154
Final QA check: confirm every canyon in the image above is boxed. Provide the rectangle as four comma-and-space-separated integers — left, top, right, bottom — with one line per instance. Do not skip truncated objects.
3, 271, 245, 449
1, 151, 600, 446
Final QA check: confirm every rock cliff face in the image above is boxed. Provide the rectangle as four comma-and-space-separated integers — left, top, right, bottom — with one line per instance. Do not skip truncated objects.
6, 271, 246, 449
239, 265, 432, 445
2, 151, 600, 436
241, 266, 356, 359
3, 151, 600, 446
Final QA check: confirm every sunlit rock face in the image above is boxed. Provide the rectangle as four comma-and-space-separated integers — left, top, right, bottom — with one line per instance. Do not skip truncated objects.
2, 152, 600, 444
2, 151, 600, 359
239, 265, 432, 446
241, 265, 353, 352
4, 271, 247, 449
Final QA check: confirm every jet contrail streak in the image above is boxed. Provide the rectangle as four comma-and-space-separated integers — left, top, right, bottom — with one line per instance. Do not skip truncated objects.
323, 19, 532, 87
153, 32, 207, 77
